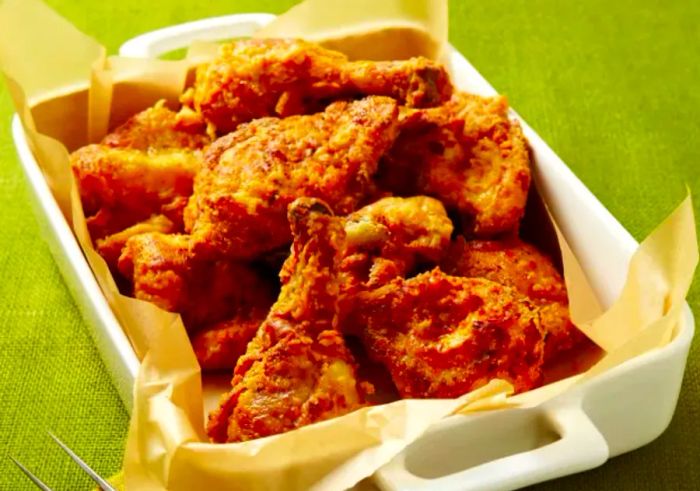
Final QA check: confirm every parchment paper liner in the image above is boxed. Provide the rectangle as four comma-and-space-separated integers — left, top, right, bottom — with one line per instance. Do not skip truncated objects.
1, 0, 697, 490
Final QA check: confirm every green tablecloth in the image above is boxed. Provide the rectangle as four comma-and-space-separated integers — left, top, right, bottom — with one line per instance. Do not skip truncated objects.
0, 0, 698, 489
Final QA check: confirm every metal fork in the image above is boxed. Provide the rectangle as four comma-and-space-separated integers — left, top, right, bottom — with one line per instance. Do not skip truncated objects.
9, 432, 117, 491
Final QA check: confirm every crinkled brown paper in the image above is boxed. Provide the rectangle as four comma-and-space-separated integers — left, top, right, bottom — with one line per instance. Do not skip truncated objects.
0, 0, 696, 490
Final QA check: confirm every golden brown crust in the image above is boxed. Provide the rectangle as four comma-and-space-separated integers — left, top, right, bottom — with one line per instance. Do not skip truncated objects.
118, 232, 274, 331
95, 214, 176, 272
379, 92, 531, 237
207, 198, 366, 443
442, 237, 585, 360
356, 268, 545, 398
71, 102, 211, 241
338, 196, 453, 334
187, 96, 400, 260
344, 196, 453, 262
72, 145, 199, 238
102, 101, 209, 150
184, 38, 452, 134
190, 315, 268, 372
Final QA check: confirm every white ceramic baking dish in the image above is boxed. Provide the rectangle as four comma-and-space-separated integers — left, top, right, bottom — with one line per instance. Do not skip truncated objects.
12, 13, 695, 491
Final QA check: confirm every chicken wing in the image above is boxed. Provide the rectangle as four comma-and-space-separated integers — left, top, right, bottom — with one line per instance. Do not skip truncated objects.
378, 92, 531, 236
442, 237, 585, 361
338, 196, 453, 332
343, 196, 454, 271
118, 232, 274, 333
207, 198, 367, 443
71, 101, 210, 240
355, 268, 545, 398
186, 96, 400, 260
182, 38, 452, 134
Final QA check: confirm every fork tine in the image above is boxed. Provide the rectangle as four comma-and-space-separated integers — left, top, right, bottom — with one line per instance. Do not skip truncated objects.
9, 456, 55, 491
47, 432, 117, 491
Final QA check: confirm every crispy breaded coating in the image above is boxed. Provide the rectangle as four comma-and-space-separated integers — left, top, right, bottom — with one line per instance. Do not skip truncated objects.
95, 214, 175, 271
186, 96, 400, 260
338, 196, 453, 332
379, 92, 531, 236
71, 102, 211, 240
190, 314, 268, 372
182, 38, 452, 134
102, 101, 209, 150
118, 232, 273, 331
442, 237, 585, 360
197, 196, 454, 370
207, 199, 366, 443
356, 268, 545, 398
72, 146, 199, 238
344, 196, 453, 266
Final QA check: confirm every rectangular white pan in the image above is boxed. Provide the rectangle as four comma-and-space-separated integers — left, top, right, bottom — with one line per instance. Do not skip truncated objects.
12, 13, 695, 491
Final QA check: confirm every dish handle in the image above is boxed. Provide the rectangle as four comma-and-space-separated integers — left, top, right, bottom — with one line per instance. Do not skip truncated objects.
374, 398, 609, 491
118, 13, 276, 58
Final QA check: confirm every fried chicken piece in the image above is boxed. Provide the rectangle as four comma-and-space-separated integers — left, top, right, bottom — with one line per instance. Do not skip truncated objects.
182, 38, 452, 134
195, 196, 453, 369
118, 233, 274, 331
186, 96, 400, 260
71, 102, 210, 240
338, 196, 453, 332
73, 146, 199, 238
344, 196, 454, 271
207, 198, 367, 443
355, 268, 545, 398
442, 237, 585, 361
190, 314, 269, 372
378, 92, 531, 236
95, 214, 176, 271
102, 101, 209, 150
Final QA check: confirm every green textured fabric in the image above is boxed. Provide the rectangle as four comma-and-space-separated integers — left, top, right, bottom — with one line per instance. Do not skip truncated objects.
0, 0, 698, 489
